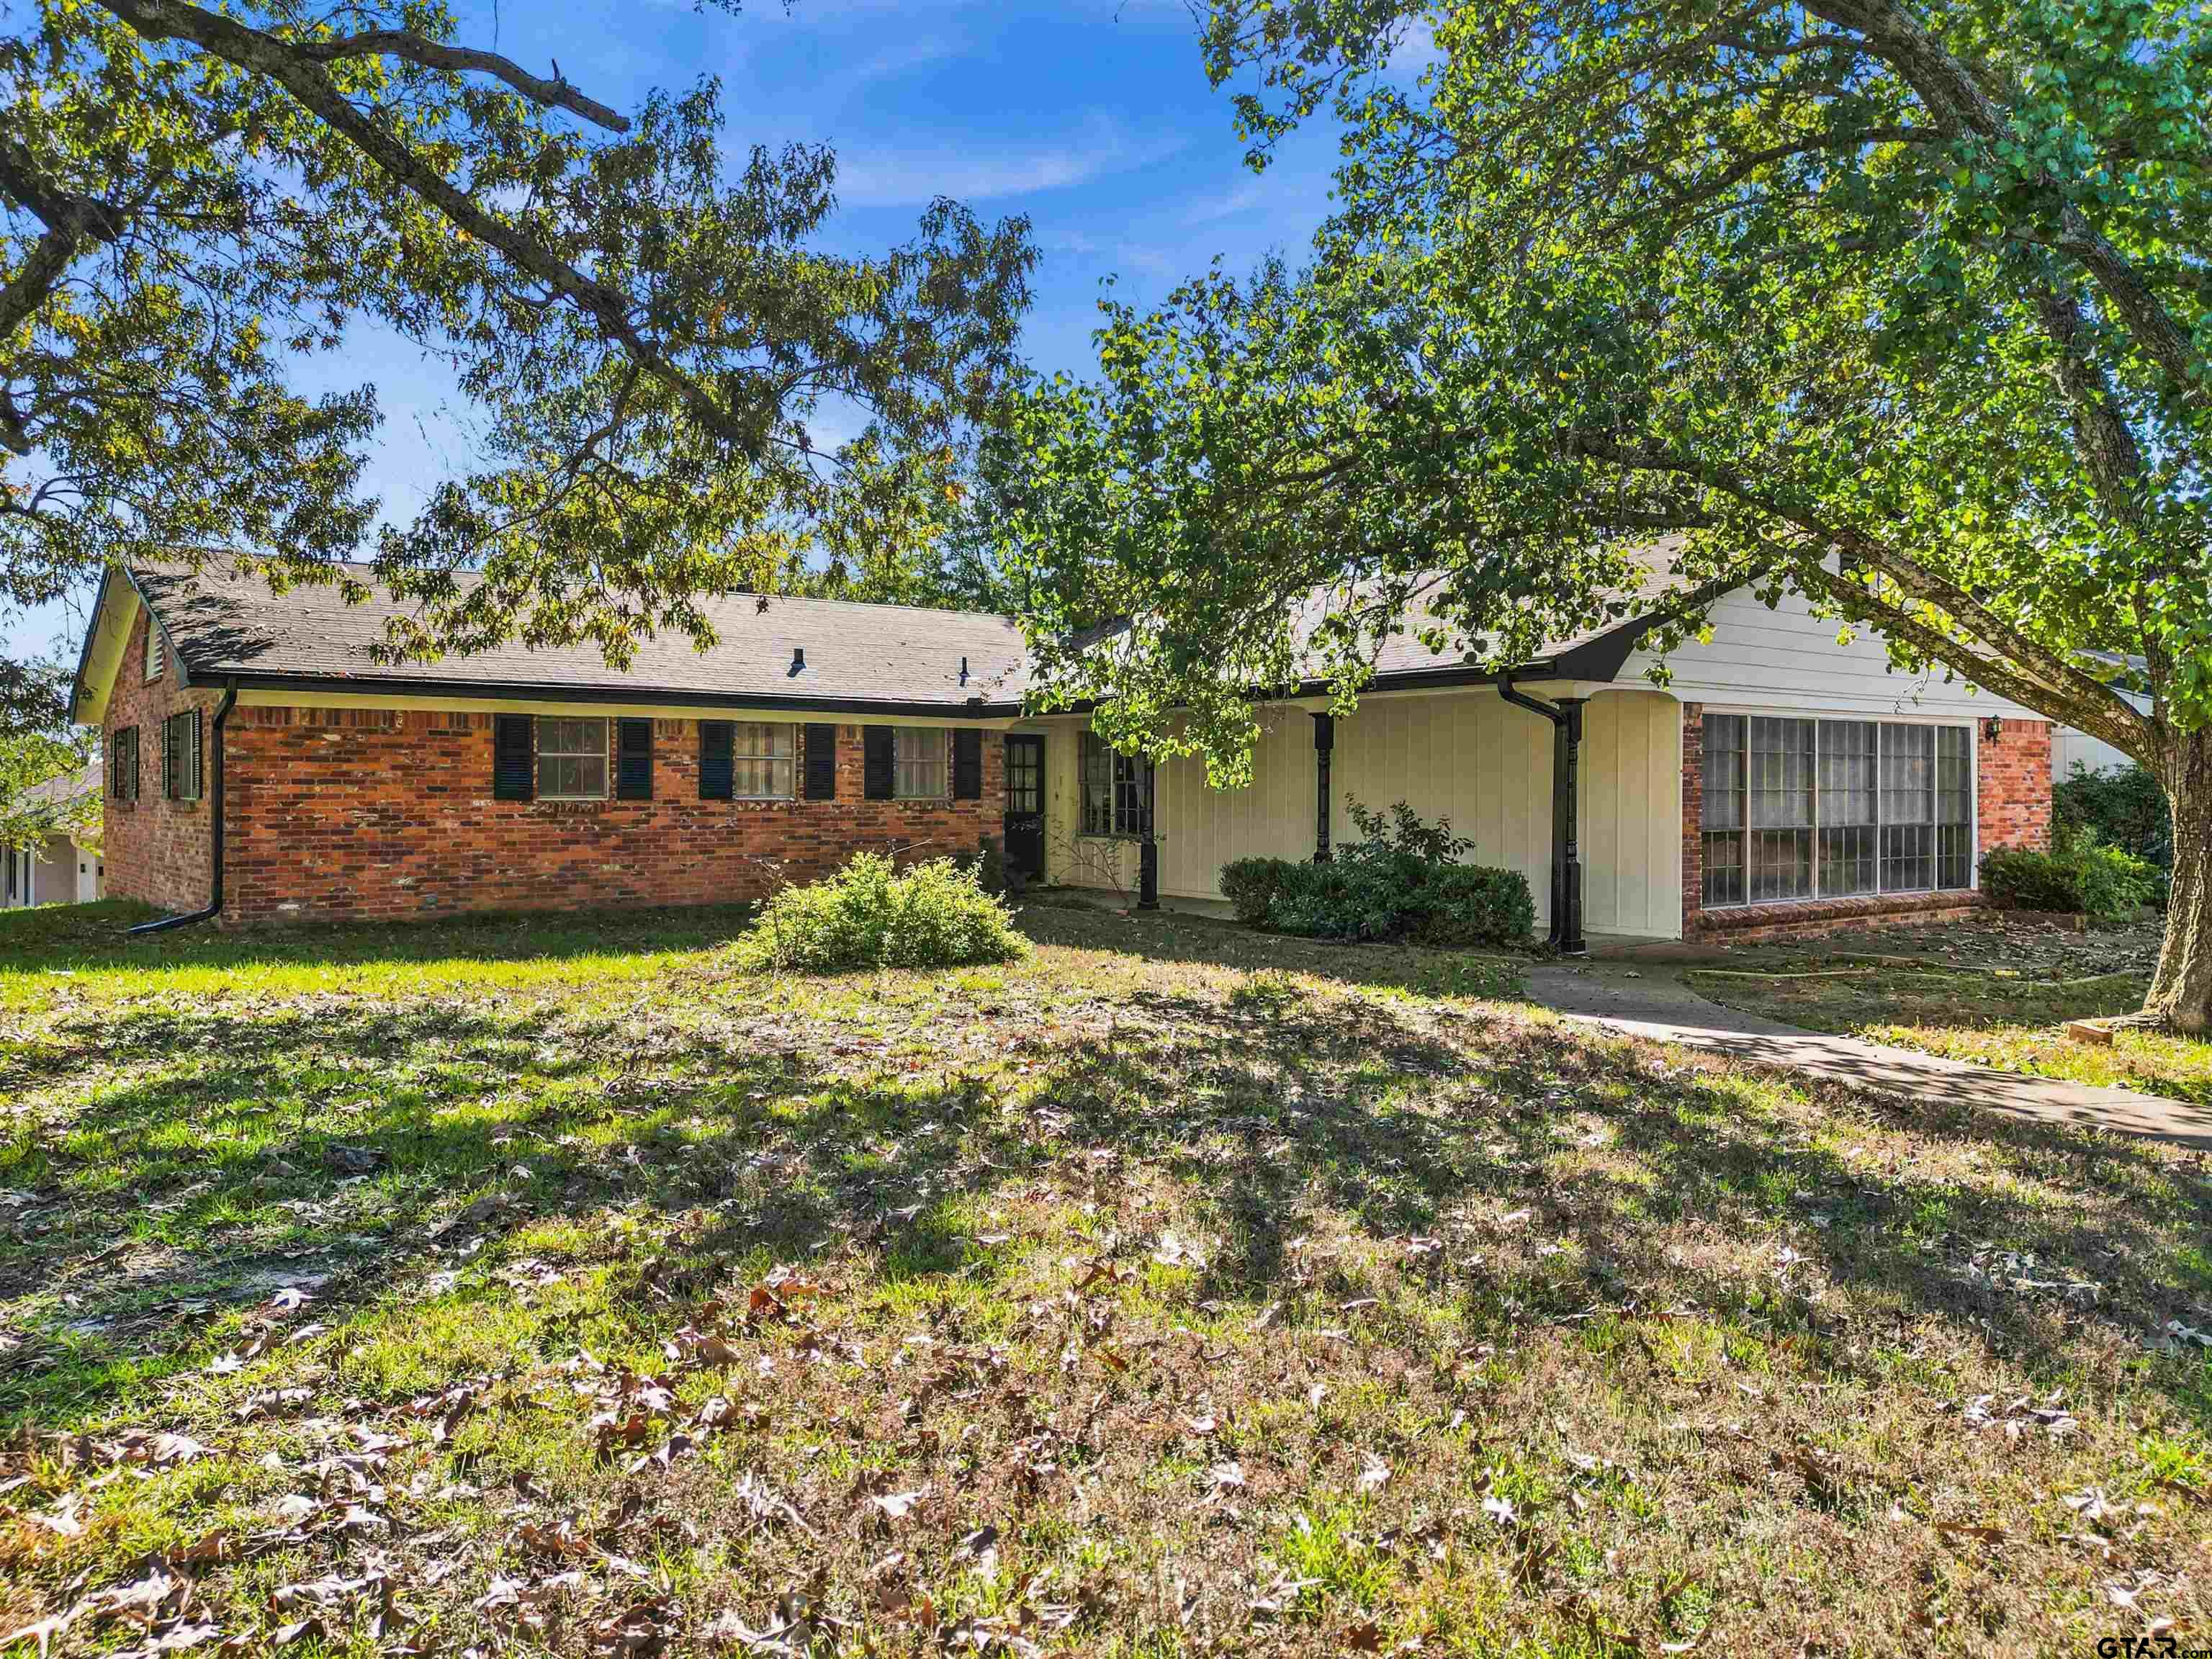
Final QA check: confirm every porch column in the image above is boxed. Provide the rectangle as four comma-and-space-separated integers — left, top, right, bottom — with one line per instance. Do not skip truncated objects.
1138, 758, 1159, 910
1310, 712, 1334, 862
1556, 698, 1587, 955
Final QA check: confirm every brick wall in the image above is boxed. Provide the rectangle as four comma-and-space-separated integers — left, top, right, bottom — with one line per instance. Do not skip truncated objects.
1977, 717, 2052, 855
1679, 700, 1704, 941
1676, 703, 2052, 945
102, 606, 225, 914
220, 706, 1005, 925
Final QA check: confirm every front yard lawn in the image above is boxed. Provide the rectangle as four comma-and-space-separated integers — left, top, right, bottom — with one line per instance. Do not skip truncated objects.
4, 900, 2210, 1655
1683, 916, 2212, 1108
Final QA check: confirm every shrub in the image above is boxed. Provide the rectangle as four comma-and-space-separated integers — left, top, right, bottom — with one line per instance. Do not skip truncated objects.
1219, 857, 1290, 925
1978, 827, 2159, 925
2054, 762, 2171, 880
1217, 799, 1534, 948
1411, 863, 1539, 947
736, 853, 1030, 972
1979, 846, 2084, 914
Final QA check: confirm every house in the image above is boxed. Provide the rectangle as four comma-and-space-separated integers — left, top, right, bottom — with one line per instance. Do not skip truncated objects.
3, 763, 103, 910
68, 557, 2053, 943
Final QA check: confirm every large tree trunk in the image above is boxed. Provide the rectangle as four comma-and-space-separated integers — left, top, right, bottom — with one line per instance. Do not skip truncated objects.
2143, 729, 2212, 1033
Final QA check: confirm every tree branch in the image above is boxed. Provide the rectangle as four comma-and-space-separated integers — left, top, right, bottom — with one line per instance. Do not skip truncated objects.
92, 0, 757, 453
291, 30, 630, 132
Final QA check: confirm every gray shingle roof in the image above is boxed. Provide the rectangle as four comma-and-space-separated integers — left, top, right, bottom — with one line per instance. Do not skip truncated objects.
131, 561, 1033, 713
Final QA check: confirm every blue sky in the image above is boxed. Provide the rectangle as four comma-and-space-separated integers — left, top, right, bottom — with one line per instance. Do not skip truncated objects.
8, 0, 1355, 665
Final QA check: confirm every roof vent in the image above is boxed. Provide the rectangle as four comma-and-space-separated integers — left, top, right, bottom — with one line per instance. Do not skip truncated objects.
959, 655, 969, 686
789, 647, 805, 675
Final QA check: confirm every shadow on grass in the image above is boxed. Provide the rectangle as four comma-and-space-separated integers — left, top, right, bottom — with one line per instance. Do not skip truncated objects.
0, 899, 763, 980
8, 934, 2210, 1429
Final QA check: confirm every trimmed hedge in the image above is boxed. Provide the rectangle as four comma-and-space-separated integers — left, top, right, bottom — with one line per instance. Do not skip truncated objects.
735, 852, 1030, 971
1218, 799, 1535, 947
1979, 827, 2159, 925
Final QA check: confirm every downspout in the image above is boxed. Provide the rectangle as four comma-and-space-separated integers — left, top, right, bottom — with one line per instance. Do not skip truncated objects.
129, 679, 238, 936
1498, 675, 1588, 956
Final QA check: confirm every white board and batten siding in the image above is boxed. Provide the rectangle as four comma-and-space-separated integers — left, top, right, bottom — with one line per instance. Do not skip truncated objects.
1033, 685, 1683, 938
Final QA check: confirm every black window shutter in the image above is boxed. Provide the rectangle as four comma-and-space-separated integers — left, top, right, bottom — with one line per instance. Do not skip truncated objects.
161, 714, 175, 799
192, 707, 204, 800
953, 729, 982, 801
863, 726, 894, 800
804, 724, 837, 801
699, 721, 734, 801
616, 717, 654, 800
493, 714, 535, 801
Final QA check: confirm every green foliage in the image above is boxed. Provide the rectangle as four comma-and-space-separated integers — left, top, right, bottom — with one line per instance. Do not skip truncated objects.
1979, 847, 2087, 915
1218, 856, 1290, 925
3, 0, 1035, 682
1219, 799, 1534, 945
2055, 763, 2172, 873
1980, 828, 2159, 924
734, 853, 1030, 973
999, 0, 2200, 801
0, 654, 96, 851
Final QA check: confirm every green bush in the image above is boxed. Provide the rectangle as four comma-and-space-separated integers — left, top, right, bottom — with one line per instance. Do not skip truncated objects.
1412, 863, 1539, 947
1219, 857, 1290, 925
1216, 799, 1534, 947
2054, 762, 2170, 879
735, 853, 1030, 972
1978, 827, 2158, 925
1979, 846, 2084, 914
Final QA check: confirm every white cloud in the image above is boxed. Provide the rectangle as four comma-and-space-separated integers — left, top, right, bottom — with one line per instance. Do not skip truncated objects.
833, 112, 1185, 207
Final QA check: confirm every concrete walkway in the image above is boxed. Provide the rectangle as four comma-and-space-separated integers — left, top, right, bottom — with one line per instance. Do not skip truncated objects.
1524, 961, 2212, 1150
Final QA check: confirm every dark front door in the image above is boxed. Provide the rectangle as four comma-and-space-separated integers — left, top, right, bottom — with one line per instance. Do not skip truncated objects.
1003, 734, 1046, 881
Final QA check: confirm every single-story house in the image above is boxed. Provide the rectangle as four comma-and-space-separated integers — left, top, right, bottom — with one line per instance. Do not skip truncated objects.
3, 763, 104, 910
68, 557, 2052, 943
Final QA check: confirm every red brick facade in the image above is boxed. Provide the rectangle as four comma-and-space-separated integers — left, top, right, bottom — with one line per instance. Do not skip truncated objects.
218, 707, 1004, 925
1977, 716, 2053, 858
1678, 703, 2053, 945
103, 680, 1006, 925
102, 606, 225, 914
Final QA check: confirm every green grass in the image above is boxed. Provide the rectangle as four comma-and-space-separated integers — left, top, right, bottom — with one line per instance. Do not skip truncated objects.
4, 900, 2210, 1655
1683, 917, 2212, 1106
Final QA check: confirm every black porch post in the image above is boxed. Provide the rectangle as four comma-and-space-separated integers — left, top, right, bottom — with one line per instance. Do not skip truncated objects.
1310, 712, 1334, 862
1137, 759, 1159, 910
1557, 698, 1587, 956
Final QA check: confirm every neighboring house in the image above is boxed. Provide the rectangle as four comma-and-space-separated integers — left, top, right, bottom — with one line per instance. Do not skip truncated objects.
3, 763, 103, 909
68, 558, 2053, 943
2055, 689, 2152, 780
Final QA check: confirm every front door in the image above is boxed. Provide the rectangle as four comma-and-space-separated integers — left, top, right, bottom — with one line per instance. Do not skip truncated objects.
1003, 735, 1046, 881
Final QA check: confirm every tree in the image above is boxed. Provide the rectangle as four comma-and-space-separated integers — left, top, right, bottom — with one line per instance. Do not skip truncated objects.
999, 0, 2212, 1028
0, 652, 94, 853
1, 0, 1035, 670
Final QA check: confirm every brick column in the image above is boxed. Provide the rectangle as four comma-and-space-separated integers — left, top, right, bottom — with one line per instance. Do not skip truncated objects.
1977, 717, 2051, 856
1680, 701, 1704, 940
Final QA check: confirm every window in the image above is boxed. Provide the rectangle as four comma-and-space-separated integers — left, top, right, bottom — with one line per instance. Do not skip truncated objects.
163, 710, 201, 801
893, 727, 948, 800
1701, 714, 1974, 908
1817, 720, 1877, 896
144, 616, 164, 681
537, 716, 608, 799
732, 722, 796, 799
109, 727, 140, 802
1936, 727, 1973, 889
1746, 716, 1815, 902
1081, 732, 1154, 837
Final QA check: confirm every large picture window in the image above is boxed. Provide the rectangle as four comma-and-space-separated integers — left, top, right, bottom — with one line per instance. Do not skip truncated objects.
538, 716, 609, 800
1080, 732, 1154, 837
1702, 714, 1973, 909
732, 722, 796, 799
